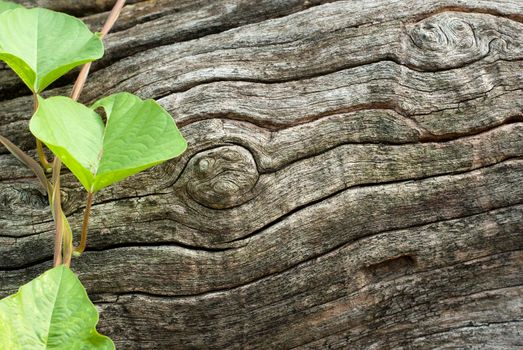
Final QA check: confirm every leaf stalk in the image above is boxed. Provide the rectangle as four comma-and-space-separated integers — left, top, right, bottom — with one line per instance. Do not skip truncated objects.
74, 191, 94, 255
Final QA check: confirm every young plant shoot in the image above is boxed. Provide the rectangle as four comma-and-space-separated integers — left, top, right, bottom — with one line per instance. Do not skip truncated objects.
0, 1, 187, 348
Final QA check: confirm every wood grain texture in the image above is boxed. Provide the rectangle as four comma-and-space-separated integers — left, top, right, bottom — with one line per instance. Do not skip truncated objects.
0, 0, 522, 349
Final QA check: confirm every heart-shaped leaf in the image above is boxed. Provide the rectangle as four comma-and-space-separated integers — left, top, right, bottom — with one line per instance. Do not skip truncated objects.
0, 1, 22, 14
0, 265, 114, 349
0, 7, 103, 93
30, 92, 187, 192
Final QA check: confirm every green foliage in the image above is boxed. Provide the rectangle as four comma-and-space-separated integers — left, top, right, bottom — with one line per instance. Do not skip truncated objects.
0, 265, 115, 350
0, 0, 22, 14
0, 7, 103, 93
0, 3, 187, 348
30, 93, 187, 192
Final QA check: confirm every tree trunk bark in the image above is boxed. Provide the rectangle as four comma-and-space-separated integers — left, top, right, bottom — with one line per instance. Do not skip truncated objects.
1, 0, 522, 349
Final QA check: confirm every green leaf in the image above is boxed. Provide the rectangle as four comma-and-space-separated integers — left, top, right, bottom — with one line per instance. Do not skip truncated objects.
0, 7, 103, 93
0, 265, 114, 350
30, 92, 188, 192
0, 1, 22, 14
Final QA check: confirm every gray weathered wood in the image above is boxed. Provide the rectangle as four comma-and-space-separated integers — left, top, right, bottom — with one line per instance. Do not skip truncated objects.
0, 0, 522, 349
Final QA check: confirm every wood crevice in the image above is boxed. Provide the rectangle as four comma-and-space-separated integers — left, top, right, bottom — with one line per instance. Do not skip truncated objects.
224, 158, 522, 244
146, 57, 523, 108
1, 1, 521, 347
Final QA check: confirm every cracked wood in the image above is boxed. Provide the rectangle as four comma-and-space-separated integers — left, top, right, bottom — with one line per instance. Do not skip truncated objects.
0, 0, 522, 349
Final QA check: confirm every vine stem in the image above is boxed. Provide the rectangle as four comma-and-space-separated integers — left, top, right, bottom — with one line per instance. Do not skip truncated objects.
53, 0, 127, 266
70, 0, 126, 100
51, 158, 63, 266
35, 91, 63, 267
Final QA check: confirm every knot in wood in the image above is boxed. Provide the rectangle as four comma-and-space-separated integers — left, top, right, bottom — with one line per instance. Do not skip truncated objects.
408, 13, 476, 53
185, 145, 259, 209
403, 13, 499, 70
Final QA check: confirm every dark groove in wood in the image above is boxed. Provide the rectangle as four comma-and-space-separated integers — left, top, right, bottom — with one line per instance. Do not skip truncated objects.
225, 157, 523, 244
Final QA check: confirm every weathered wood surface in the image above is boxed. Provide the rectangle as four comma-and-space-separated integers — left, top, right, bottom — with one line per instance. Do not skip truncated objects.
1, 0, 522, 348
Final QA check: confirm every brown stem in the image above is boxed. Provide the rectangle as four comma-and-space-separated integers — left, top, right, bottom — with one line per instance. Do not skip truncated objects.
70, 0, 126, 100
74, 191, 94, 255
62, 213, 73, 267
63, 0, 127, 263
51, 158, 63, 266
70, 63, 91, 102
100, 0, 126, 38
51, 158, 72, 267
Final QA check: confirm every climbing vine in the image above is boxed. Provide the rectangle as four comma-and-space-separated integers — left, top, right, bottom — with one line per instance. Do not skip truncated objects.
0, 1, 186, 348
